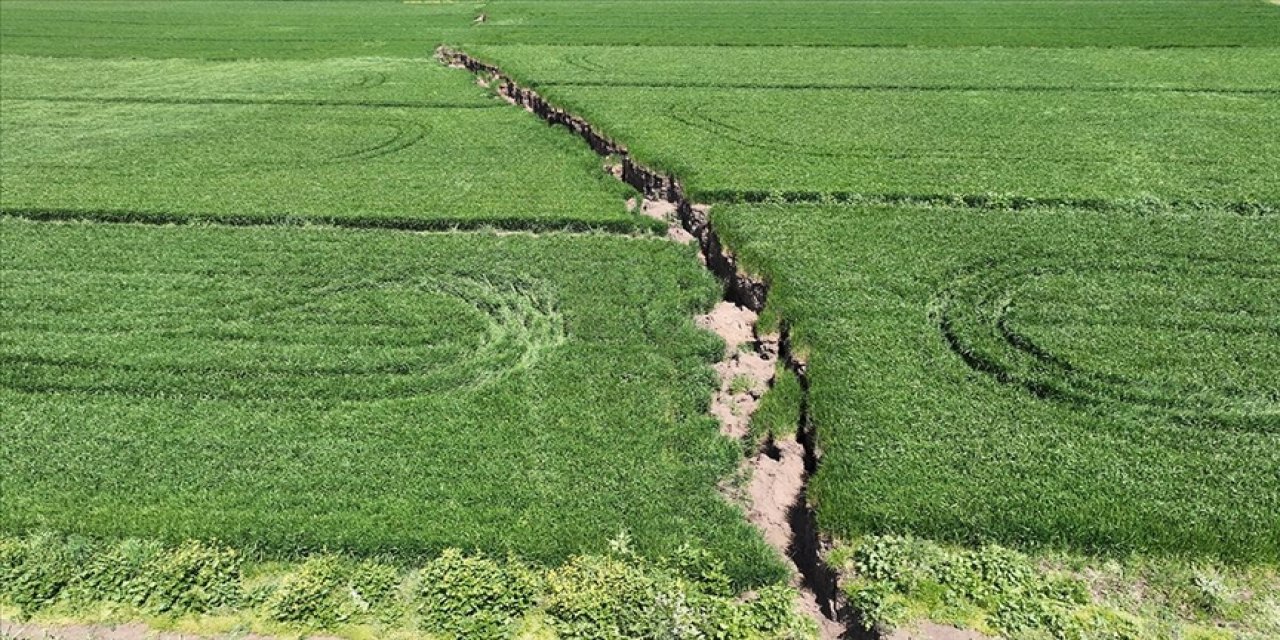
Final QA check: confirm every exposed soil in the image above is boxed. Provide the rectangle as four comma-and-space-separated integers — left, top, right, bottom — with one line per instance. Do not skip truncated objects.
885, 622, 994, 640
699, 302, 774, 438
639, 197, 695, 244
436, 46, 857, 638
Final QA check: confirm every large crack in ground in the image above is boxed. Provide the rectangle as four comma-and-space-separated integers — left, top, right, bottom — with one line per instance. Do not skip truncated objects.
437, 46, 856, 639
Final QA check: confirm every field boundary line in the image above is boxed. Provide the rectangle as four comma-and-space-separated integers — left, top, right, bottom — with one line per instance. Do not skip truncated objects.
696, 190, 1278, 216
3, 95, 502, 109
0, 209, 667, 238
538, 79, 1280, 96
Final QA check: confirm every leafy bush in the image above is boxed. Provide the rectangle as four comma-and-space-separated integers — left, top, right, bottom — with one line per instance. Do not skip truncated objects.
0, 533, 813, 638
416, 549, 542, 638
0, 532, 93, 614
65, 538, 165, 607
138, 540, 241, 614
543, 540, 813, 640
839, 535, 1139, 640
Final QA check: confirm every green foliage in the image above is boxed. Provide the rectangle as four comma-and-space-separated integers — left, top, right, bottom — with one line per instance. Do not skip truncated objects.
840, 535, 1140, 640
718, 204, 1280, 561
134, 540, 242, 614
416, 549, 541, 637
477, 45, 1280, 95
0, 532, 93, 614
728, 374, 756, 396
0, 535, 240, 617
0, 0, 478, 59
0, 220, 783, 587
750, 366, 802, 442
0, 534, 815, 639
5, 0, 1276, 57
263, 555, 392, 627
0, 54, 644, 233
542, 551, 813, 640
470, 45, 1279, 207
469, 1, 1280, 48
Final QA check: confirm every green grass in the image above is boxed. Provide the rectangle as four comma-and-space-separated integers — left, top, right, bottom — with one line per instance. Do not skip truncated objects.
471, 45, 1280, 93
0, 55, 646, 232
0, 0, 477, 59
749, 366, 802, 443
6, 0, 1275, 58
4, 0, 1279, 636
463, 46, 1280, 206
831, 534, 1280, 639
715, 203, 1280, 560
0, 219, 784, 587
470, 0, 1280, 47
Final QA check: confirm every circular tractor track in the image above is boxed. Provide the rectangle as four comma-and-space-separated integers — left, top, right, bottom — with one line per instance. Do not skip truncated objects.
0, 270, 565, 402
933, 254, 1280, 432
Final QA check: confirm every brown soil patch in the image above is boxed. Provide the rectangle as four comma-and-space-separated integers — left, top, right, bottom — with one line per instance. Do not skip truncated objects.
886, 621, 993, 640
697, 302, 777, 438
747, 437, 805, 553
697, 301, 758, 355
638, 198, 695, 244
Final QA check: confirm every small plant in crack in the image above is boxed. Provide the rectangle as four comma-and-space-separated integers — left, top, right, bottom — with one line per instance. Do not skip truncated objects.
728, 374, 756, 395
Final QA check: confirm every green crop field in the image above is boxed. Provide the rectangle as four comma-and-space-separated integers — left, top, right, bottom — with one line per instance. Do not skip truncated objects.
717, 204, 1280, 558
0, 55, 641, 231
3, 0, 1280, 637
471, 0, 1280, 47
468, 45, 1280, 207
0, 0, 475, 59
0, 219, 782, 586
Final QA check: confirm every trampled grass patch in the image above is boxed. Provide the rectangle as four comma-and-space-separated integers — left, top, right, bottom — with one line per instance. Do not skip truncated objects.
0, 56, 644, 232
0, 219, 784, 586
715, 203, 1280, 559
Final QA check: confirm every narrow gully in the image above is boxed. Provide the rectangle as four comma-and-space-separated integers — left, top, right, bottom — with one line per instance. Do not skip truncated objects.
437, 46, 856, 638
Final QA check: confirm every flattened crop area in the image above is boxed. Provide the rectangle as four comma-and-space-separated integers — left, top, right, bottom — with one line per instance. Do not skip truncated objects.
0, 55, 641, 231
0, 220, 782, 585
716, 204, 1280, 558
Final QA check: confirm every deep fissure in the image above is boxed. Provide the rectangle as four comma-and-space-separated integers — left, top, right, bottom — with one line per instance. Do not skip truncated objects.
437, 46, 853, 637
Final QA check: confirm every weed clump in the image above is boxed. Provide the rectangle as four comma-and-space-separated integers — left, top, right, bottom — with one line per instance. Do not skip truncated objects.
836, 535, 1153, 640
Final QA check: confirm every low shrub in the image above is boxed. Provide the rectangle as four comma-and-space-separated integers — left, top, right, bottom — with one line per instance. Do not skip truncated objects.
0, 533, 814, 639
